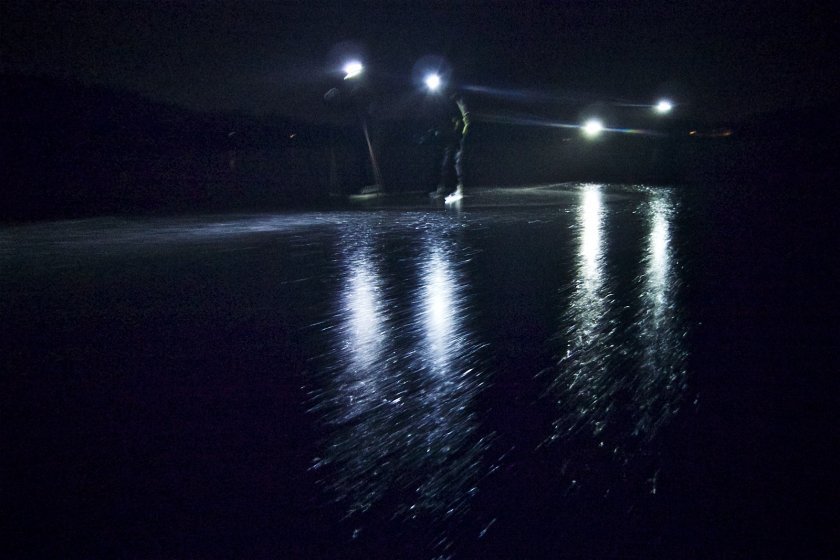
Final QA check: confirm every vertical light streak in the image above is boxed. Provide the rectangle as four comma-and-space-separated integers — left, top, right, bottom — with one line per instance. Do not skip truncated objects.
422, 246, 458, 372
344, 247, 384, 374
330, 231, 390, 428
571, 184, 607, 352
634, 190, 688, 440
647, 199, 669, 304
579, 186, 604, 289
550, 184, 613, 441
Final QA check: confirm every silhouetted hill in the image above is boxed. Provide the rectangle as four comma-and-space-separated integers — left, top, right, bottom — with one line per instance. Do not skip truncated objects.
1, 74, 332, 220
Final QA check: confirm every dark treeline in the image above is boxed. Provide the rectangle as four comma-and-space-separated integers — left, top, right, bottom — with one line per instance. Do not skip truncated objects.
2, 74, 334, 220
2, 74, 834, 221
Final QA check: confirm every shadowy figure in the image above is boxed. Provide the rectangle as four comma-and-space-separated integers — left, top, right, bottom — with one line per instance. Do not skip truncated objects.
324, 75, 382, 196
429, 91, 470, 199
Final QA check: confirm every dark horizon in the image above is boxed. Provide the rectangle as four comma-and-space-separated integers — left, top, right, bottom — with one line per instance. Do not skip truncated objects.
3, 66, 834, 223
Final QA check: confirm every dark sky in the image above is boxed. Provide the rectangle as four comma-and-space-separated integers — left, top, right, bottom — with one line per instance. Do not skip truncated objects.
2, 1, 835, 122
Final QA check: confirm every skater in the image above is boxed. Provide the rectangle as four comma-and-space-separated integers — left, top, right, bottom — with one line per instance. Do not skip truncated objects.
324, 67, 382, 195
430, 91, 470, 199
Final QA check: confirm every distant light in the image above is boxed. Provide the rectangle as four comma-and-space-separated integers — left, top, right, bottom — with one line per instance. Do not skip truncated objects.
655, 100, 673, 114
343, 61, 363, 79
582, 119, 604, 138
424, 73, 442, 92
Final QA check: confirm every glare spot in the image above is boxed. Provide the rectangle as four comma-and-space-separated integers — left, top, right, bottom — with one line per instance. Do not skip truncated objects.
343, 61, 364, 79
582, 119, 604, 138
655, 100, 673, 114
425, 73, 442, 91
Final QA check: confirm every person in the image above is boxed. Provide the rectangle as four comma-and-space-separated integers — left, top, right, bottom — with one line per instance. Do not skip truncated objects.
324, 75, 382, 195
430, 91, 470, 199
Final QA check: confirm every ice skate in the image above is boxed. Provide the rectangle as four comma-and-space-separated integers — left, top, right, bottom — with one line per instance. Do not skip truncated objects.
444, 184, 464, 204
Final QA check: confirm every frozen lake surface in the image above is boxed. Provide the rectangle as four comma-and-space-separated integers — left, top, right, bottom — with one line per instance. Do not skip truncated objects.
2, 183, 834, 558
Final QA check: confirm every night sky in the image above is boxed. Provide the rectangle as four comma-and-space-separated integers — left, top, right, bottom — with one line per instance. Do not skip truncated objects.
2, 1, 835, 122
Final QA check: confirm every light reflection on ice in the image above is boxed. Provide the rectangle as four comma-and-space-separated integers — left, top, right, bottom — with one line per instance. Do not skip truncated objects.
422, 246, 460, 371
580, 186, 603, 282
550, 184, 616, 439
549, 185, 687, 450
309, 215, 490, 542
634, 190, 687, 438
343, 237, 386, 374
